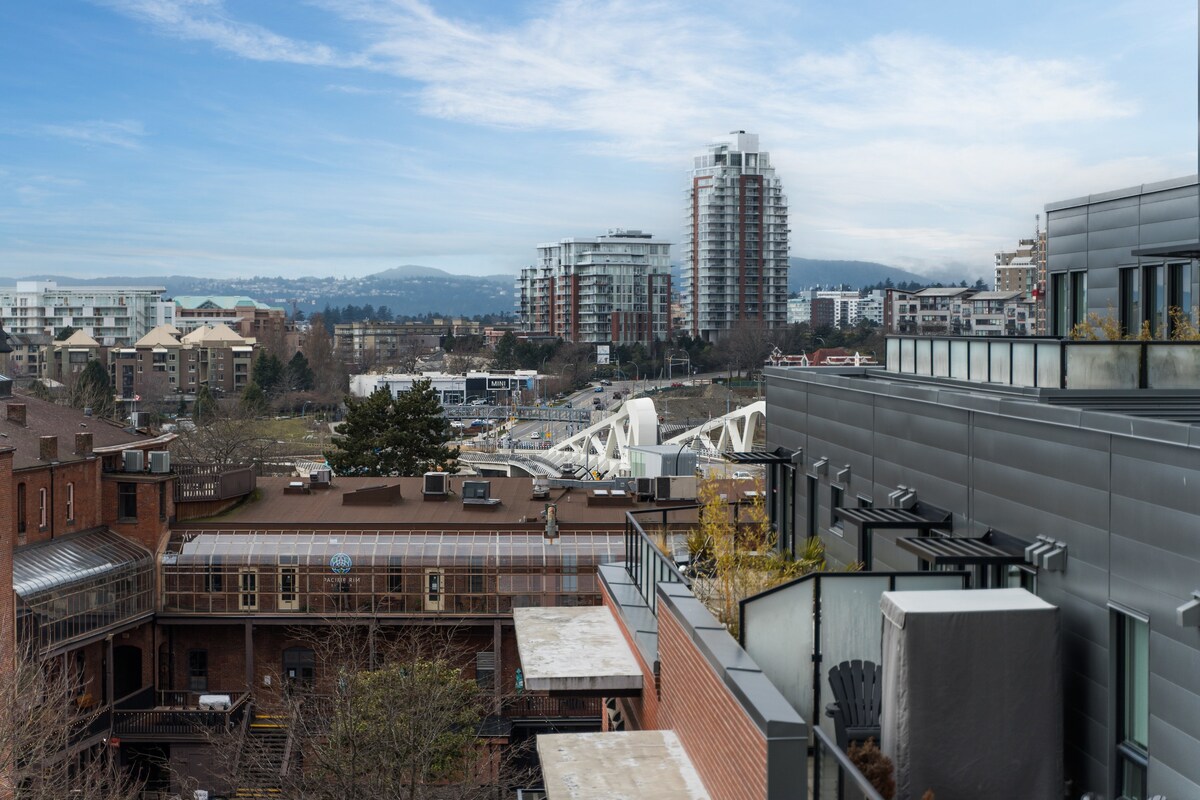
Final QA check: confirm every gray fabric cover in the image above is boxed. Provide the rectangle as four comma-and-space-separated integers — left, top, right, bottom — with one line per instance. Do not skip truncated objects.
880, 589, 1062, 800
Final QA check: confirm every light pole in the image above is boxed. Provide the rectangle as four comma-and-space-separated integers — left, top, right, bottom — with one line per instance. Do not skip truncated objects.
301, 400, 312, 419
540, 355, 551, 404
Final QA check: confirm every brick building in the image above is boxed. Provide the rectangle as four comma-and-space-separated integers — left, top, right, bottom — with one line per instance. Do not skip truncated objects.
108, 322, 256, 401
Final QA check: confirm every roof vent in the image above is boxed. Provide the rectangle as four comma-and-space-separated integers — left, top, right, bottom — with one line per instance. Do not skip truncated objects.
462, 480, 500, 508
531, 478, 550, 500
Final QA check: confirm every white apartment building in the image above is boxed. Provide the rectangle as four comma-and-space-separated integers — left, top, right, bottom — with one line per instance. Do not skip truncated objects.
787, 290, 884, 327
0, 280, 175, 346
890, 287, 1035, 336
682, 131, 789, 340
517, 229, 671, 347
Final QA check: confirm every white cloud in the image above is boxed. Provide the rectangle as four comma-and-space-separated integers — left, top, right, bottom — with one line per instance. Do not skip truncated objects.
40, 119, 148, 149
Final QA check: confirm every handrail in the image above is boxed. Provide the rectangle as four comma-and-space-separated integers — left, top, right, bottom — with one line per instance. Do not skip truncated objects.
811, 724, 889, 800
624, 508, 692, 615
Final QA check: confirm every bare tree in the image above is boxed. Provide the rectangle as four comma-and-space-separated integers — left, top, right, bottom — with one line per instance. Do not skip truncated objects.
186, 623, 532, 800
0, 643, 142, 800
717, 319, 771, 379
170, 404, 283, 469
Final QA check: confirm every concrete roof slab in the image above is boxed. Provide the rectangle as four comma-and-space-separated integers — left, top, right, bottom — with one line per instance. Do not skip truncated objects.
537, 731, 710, 800
514, 607, 643, 693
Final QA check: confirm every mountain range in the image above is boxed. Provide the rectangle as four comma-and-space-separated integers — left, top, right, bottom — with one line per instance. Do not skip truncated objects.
9, 258, 946, 318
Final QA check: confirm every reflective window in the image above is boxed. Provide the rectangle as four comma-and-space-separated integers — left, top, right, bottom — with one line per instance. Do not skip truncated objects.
1116, 611, 1149, 799
118, 482, 138, 521
66, 482, 74, 523
188, 650, 208, 692
38, 488, 47, 528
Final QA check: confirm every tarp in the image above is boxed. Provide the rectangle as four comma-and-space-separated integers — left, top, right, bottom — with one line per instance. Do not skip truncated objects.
880, 589, 1062, 800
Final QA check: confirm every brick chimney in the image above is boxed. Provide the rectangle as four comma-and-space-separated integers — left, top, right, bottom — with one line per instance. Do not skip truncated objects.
39, 435, 58, 462
75, 432, 94, 456
6, 403, 26, 427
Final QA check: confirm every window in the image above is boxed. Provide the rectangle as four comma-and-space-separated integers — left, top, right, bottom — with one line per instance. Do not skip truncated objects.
469, 557, 485, 595
283, 647, 314, 687
204, 557, 224, 593
238, 569, 258, 610
1143, 265, 1165, 338
117, 482, 138, 521
188, 650, 208, 692
17, 483, 27, 534
279, 556, 298, 611
475, 652, 495, 691
38, 488, 47, 529
805, 476, 818, 539
560, 555, 577, 594
159, 481, 167, 521
1168, 262, 1192, 336
1115, 610, 1149, 799
66, 482, 74, 523
387, 557, 404, 593
1051, 273, 1069, 336
1070, 271, 1088, 330
1119, 267, 1140, 337
830, 485, 844, 533
857, 495, 873, 509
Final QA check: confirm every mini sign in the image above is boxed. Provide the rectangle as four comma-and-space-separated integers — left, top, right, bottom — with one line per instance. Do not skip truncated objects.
330, 553, 352, 574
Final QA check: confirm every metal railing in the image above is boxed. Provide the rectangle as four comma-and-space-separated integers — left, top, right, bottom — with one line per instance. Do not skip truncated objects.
174, 463, 256, 502
504, 695, 602, 718
624, 507, 693, 614
112, 691, 250, 740
810, 724, 889, 800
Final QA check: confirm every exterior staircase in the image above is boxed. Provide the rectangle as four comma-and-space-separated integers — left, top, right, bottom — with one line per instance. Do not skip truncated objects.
234, 713, 289, 798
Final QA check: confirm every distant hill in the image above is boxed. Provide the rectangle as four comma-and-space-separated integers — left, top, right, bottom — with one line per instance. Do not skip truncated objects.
787, 258, 928, 291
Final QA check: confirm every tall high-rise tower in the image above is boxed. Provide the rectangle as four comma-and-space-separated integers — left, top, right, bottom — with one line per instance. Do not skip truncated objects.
682, 131, 789, 340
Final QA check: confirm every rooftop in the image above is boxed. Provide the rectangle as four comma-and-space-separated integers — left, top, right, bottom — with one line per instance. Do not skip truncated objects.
192, 476, 702, 530
537, 731, 709, 800
2, 391, 166, 470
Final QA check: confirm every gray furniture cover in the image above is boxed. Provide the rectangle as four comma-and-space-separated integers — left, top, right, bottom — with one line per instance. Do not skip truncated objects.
880, 588, 1062, 800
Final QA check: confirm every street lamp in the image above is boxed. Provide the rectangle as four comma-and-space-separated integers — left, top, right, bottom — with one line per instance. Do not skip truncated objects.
301, 400, 312, 419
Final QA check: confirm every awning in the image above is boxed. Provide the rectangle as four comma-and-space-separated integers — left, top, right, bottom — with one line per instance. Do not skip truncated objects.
835, 503, 953, 570
897, 535, 1026, 568
14, 528, 152, 599
1131, 243, 1200, 259
514, 607, 642, 694
724, 447, 798, 465
537, 731, 709, 800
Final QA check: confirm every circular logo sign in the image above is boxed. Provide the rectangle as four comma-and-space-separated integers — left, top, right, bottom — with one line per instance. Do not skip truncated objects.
330, 553, 352, 574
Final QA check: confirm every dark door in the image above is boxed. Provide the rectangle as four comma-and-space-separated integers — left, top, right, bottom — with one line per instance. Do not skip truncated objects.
113, 645, 142, 700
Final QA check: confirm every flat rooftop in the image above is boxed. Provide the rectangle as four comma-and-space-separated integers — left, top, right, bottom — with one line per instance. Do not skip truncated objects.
192, 476, 703, 530
537, 731, 709, 800
513, 607, 642, 694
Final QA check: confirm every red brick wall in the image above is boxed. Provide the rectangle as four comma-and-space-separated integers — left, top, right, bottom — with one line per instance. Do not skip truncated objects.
11, 459, 103, 546
0, 449, 14, 671
602, 589, 660, 731
101, 475, 172, 552
657, 606, 768, 800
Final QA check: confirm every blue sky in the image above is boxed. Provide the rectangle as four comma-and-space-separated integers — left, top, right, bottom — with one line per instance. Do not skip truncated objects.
0, 0, 1196, 281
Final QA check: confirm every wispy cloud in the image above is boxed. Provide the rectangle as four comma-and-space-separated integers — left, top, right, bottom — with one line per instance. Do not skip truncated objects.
40, 119, 148, 149
99, 0, 358, 66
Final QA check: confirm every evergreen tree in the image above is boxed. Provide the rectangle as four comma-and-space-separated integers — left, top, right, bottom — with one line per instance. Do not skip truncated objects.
239, 382, 270, 416
194, 385, 218, 423
70, 359, 114, 417
251, 352, 285, 396
286, 352, 315, 391
54, 325, 79, 341
326, 381, 459, 476
492, 331, 519, 370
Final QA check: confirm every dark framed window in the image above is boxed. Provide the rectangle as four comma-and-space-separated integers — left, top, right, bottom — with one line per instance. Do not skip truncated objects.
16, 483, 26, 534
117, 482, 138, 521
468, 557, 485, 594
1119, 267, 1140, 337
1143, 265, 1165, 338
38, 488, 47, 529
66, 482, 75, 523
387, 557, 404, 593
239, 569, 258, 610
475, 652, 495, 691
830, 485, 844, 533
204, 557, 223, 593
283, 647, 315, 687
1070, 271, 1088, 330
1168, 262, 1193, 336
188, 650, 208, 693
805, 475, 818, 539
1051, 273, 1069, 336
159, 481, 167, 521
1114, 610, 1149, 799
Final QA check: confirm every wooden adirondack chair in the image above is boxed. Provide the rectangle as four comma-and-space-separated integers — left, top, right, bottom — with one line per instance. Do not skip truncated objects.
825, 659, 883, 751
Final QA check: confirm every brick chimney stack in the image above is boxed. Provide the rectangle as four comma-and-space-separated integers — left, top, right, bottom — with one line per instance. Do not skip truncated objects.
5, 403, 26, 427
39, 435, 58, 462
75, 432, 94, 456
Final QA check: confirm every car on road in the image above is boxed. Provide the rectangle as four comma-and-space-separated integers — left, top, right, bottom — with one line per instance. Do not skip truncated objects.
671, 382, 684, 388
599, 379, 612, 386
594, 386, 604, 393
733, 471, 753, 480
565, 402, 572, 408
530, 432, 541, 440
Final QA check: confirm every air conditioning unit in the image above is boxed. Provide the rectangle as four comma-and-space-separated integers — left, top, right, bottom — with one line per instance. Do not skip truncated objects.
668, 476, 697, 500
148, 451, 171, 474
423, 471, 449, 496
310, 467, 332, 487
635, 477, 654, 499
655, 476, 671, 500
122, 449, 144, 473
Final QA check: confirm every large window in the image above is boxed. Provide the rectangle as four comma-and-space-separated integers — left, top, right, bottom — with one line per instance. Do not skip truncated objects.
283, 647, 314, 687
1051, 273, 1069, 336
1168, 262, 1193, 336
238, 569, 258, 611
204, 557, 223, 593
475, 651, 495, 691
1143, 265, 1165, 338
117, 482, 138, 521
1070, 271, 1088, 330
806, 476, 818, 539
16, 484, 26, 535
1119, 267, 1140, 337
830, 485, 844, 533
188, 650, 208, 692
1115, 610, 1149, 799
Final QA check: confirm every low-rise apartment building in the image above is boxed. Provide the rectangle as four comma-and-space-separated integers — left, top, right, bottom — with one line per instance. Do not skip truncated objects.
0, 280, 174, 346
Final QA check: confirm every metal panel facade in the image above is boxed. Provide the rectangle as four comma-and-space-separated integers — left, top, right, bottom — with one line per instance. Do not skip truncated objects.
766, 365, 1200, 799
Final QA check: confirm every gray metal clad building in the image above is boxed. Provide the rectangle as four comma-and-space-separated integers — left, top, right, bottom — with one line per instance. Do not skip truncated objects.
1045, 175, 1200, 337
764, 344, 1200, 800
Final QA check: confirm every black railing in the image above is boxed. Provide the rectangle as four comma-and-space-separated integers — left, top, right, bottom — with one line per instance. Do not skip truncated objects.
112, 691, 250, 740
624, 507, 693, 615
504, 695, 602, 718
810, 724, 889, 800
114, 685, 156, 710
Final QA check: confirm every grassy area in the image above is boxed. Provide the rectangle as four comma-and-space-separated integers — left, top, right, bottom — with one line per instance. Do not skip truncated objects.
256, 416, 327, 443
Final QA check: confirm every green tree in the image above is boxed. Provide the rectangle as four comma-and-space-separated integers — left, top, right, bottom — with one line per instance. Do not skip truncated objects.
53, 325, 78, 341
326, 382, 459, 476
69, 359, 114, 417
251, 352, 285, 396
286, 352, 315, 392
491, 331, 519, 370
28, 379, 53, 401
193, 385, 218, 423
239, 382, 270, 416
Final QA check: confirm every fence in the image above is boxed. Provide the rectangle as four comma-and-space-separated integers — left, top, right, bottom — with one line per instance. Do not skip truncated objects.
174, 463, 256, 502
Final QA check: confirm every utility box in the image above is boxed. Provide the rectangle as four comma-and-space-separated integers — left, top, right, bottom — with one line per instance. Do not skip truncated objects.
880, 589, 1062, 800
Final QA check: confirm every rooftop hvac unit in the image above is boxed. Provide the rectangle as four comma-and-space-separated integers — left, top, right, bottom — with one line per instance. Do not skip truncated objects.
655, 476, 671, 500
122, 449, 144, 473
668, 476, 697, 500
635, 477, 654, 499
462, 480, 499, 505
423, 471, 449, 496
148, 451, 171, 474
310, 467, 332, 487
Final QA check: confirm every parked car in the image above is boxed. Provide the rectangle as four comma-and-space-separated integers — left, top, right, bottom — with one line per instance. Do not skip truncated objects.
600, 379, 612, 386
733, 471, 753, 480
530, 432, 541, 440
671, 382, 684, 388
